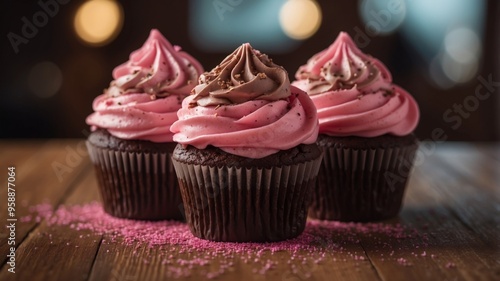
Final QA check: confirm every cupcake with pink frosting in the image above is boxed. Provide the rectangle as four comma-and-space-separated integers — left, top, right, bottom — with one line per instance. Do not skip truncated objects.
86, 29, 203, 220
171, 43, 322, 242
293, 32, 419, 221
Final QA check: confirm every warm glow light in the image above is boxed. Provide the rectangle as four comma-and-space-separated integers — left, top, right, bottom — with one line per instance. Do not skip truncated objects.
74, 0, 123, 46
279, 0, 322, 40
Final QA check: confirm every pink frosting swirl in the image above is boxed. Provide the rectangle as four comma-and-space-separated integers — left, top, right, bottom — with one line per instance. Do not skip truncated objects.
171, 43, 319, 158
293, 32, 419, 137
86, 29, 203, 142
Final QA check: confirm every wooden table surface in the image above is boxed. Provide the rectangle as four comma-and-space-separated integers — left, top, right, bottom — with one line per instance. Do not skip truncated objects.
0, 140, 498, 281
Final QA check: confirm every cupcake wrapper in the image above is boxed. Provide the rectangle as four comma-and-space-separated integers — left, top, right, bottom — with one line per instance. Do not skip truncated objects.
86, 141, 184, 220
310, 144, 418, 221
172, 157, 322, 242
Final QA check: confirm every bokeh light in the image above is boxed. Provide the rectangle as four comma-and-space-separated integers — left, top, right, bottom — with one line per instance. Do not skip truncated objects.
444, 27, 481, 64
429, 27, 482, 87
399, 0, 485, 88
279, 0, 322, 40
74, 0, 123, 46
441, 53, 479, 83
28, 61, 63, 98
429, 55, 454, 89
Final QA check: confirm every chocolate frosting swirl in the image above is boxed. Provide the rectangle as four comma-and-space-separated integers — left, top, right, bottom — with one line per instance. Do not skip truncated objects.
190, 43, 291, 107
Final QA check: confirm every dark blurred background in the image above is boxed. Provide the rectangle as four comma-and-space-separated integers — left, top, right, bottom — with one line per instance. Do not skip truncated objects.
1, 0, 499, 141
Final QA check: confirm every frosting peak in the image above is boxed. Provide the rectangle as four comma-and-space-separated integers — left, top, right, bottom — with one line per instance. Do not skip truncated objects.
293, 32, 419, 137
189, 43, 291, 107
295, 32, 392, 95
110, 29, 203, 98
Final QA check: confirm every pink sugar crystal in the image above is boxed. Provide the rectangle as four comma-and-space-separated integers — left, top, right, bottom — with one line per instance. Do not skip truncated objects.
397, 258, 412, 266
20, 215, 32, 222
445, 262, 456, 268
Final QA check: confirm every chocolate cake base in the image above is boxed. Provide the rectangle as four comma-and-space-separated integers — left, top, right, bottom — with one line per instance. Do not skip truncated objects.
87, 129, 184, 220
172, 144, 323, 242
310, 134, 418, 222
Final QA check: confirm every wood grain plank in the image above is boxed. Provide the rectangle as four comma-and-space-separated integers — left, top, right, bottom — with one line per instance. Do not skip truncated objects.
360, 144, 500, 281
362, 176, 499, 281
431, 143, 500, 195
60, 165, 100, 206
0, 167, 102, 281
360, 202, 456, 280
475, 142, 500, 161
410, 173, 499, 274
0, 140, 90, 268
0, 225, 102, 281
0, 140, 47, 166
414, 146, 500, 247
88, 238, 381, 281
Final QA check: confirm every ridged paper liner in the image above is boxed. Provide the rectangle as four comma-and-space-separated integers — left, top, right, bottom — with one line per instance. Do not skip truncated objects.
309, 143, 418, 222
172, 157, 322, 242
86, 141, 184, 220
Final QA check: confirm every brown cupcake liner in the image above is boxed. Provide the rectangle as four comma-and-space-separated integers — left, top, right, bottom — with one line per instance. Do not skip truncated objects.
172, 157, 322, 242
309, 143, 418, 222
86, 141, 184, 220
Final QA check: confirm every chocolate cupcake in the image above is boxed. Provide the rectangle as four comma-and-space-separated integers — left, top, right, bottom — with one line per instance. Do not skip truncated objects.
293, 32, 420, 221
170, 43, 322, 242
86, 29, 203, 220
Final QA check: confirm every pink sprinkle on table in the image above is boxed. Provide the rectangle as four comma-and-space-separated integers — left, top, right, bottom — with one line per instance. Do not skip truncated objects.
24, 202, 431, 278
445, 262, 457, 268
397, 257, 412, 266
